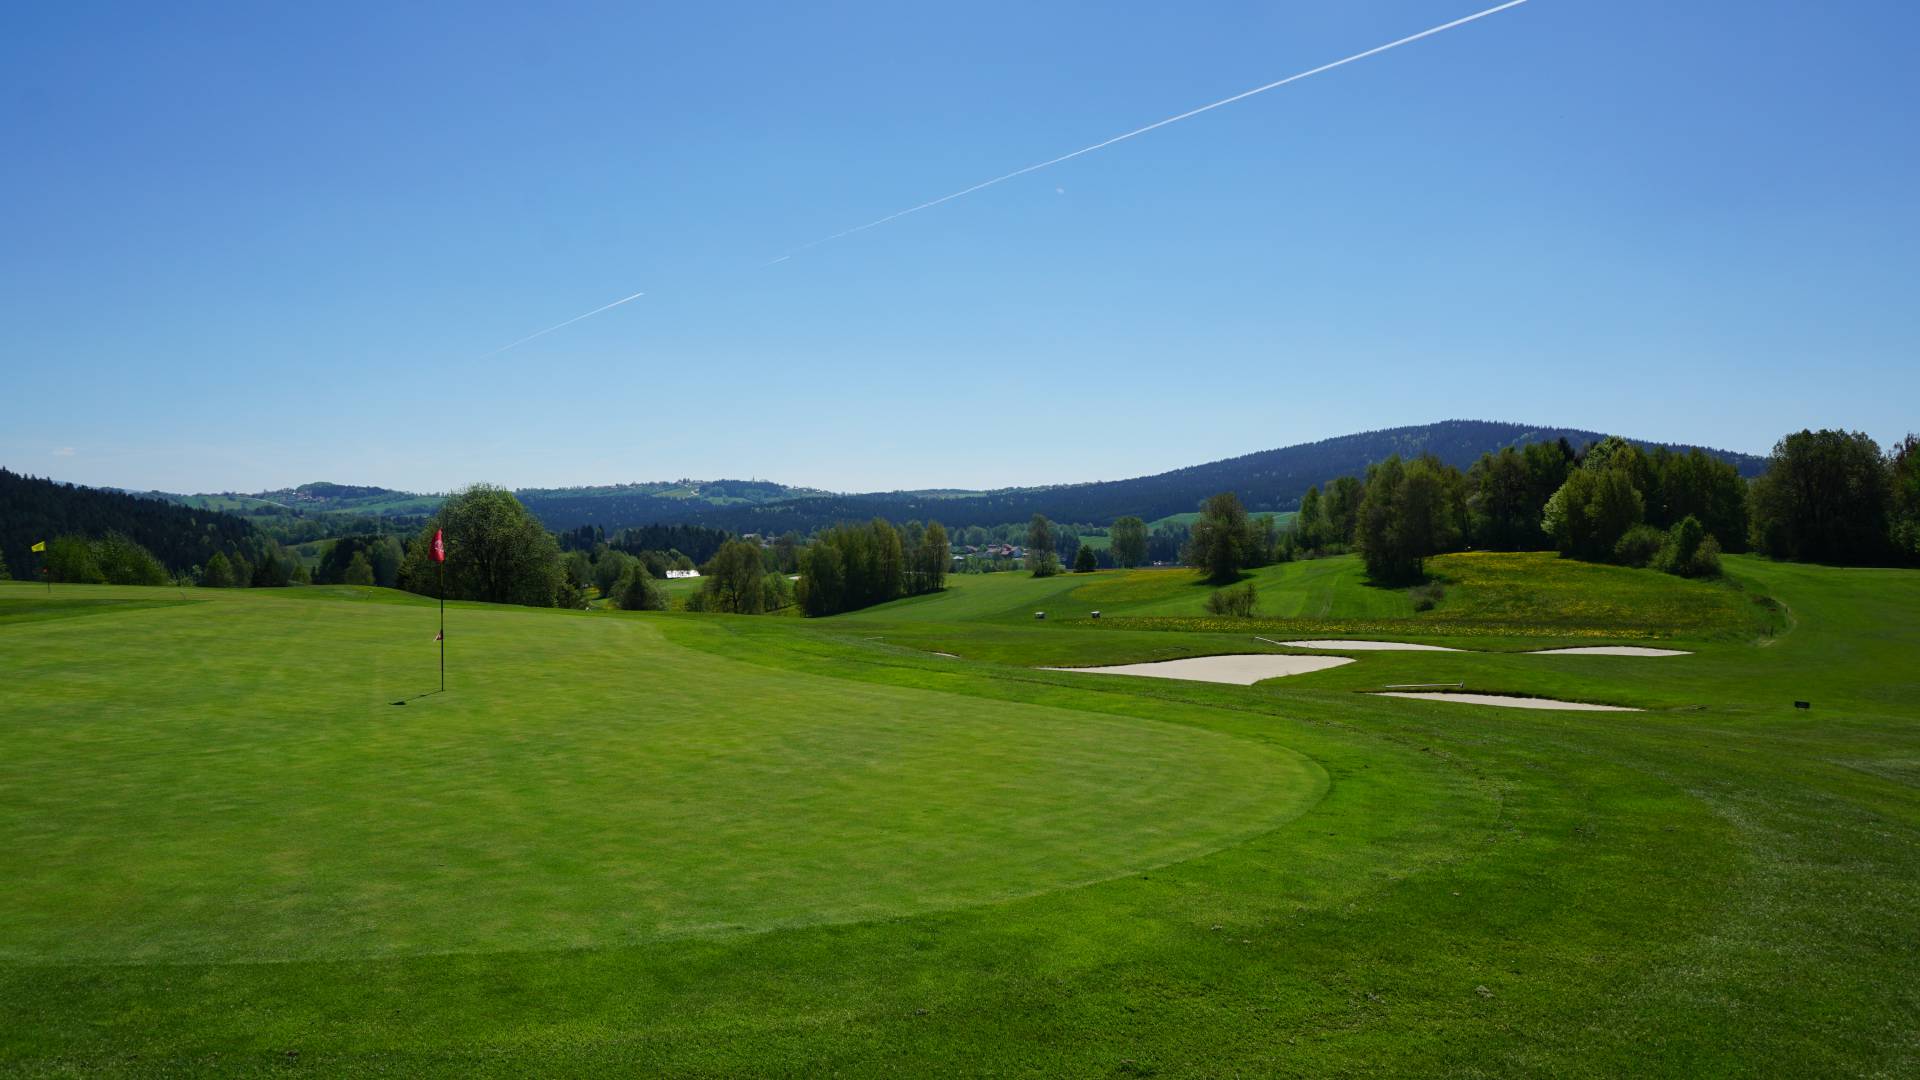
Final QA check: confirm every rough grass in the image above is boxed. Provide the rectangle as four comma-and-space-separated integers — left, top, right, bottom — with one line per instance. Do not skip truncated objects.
1, 553, 1916, 1076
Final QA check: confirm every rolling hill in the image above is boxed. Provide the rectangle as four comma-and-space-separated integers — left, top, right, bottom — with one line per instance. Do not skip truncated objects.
129, 420, 1766, 536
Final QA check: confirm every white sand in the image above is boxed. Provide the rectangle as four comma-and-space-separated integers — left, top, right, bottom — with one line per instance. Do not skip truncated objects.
931, 651, 960, 659
1373, 692, 1640, 712
1042, 654, 1353, 686
1527, 646, 1691, 657
1276, 639, 1462, 652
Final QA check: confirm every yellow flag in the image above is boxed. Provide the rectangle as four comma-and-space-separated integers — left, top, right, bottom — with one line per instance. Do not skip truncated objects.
30, 540, 45, 553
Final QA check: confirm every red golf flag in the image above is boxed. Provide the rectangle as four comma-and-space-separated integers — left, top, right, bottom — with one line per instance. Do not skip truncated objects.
430, 528, 445, 563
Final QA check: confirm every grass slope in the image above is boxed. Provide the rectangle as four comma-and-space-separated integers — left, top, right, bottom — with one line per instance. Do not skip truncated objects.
1, 552, 1916, 1076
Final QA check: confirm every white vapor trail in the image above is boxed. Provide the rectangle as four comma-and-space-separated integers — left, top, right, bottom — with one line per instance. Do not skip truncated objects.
484, 289, 646, 356
764, 0, 1534, 262
485, 0, 1532, 354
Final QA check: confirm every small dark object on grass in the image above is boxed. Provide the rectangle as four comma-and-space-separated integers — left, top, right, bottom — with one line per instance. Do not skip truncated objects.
1795, 701, 1811, 710
391, 701, 406, 706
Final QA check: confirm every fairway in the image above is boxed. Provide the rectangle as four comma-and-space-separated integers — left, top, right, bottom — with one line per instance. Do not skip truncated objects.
3, 554, 1918, 1076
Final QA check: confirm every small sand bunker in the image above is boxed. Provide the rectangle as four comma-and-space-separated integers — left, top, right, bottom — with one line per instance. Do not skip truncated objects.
1527, 646, 1691, 657
1043, 654, 1353, 686
1276, 639, 1462, 652
1373, 692, 1639, 712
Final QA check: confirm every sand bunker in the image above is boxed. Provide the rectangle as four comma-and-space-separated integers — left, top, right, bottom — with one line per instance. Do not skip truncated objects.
1527, 646, 1691, 657
1043, 654, 1353, 685
1373, 692, 1640, 712
1276, 639, 1462, 652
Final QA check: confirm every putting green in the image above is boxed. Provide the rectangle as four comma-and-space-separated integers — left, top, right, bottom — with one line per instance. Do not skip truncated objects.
0, 585, 1324, 965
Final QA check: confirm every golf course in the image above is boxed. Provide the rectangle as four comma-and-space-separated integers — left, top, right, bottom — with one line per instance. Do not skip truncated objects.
3, 552, 1915, 1075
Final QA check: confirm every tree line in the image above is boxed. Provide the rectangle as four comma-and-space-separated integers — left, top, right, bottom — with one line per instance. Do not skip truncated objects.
1284, 427, 1919, 583
797, 519, 949, 616
0, 468, 271, 582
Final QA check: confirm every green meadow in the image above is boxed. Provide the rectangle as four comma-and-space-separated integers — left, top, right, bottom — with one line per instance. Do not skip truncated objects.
2, 553, 1916, 1075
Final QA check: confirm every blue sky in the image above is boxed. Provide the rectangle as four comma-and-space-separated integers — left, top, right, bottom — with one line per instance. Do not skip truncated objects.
3, 0, 1915, 494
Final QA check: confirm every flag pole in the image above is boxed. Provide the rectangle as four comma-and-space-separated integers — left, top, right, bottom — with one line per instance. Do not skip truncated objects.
438, 559, 445, 692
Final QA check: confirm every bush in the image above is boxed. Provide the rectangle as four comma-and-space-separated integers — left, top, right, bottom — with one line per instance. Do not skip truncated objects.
1074, 545, 1098, 572
1408, 580, 1447, 612
1679, 535, 1723, 578
1203, 581, 1258, 617
1613, 525, 1666, 568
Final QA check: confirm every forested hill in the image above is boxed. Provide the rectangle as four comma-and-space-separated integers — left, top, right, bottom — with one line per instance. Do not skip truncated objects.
80, 421, 1769, 539
0, 469, 264, 578
583, 421, 1767, 534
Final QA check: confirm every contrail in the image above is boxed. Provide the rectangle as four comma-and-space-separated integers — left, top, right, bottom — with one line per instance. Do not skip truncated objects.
484, 289, 646, 356
765, 0, 1534, 262
487, 0, 1532, 353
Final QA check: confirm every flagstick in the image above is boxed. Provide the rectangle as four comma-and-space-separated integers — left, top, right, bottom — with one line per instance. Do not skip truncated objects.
438, 559, 445, 693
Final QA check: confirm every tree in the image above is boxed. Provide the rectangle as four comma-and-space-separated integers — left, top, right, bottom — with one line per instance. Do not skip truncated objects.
402, 485, 564, 606
250, 545, 294, 588
202, 551, 236, 588
1027, 515, 1058, 577
228, 552, 254, 589
94, 532, 168, 585
762, 571, 795, 611
1543, 442, 1648, 562
593, 550, 634, 598
1467, 447, 1541, 550
1074, 544, 1098, 572
1110, 516, 1148, 568
369, 536, 405, 587
915, 520, 950, 593
1297, 486, 1326, 551
1648, 448, 1747, 551
797, 542, 847, 616
773, 532, 802, 574
1187, 492, 1254, 584
1892, 434, 1920, 563
1356, 456, 1465, 582
343, 551, 376, 586
700, 539, 768, 614
43, 536, 104, 583
1749, 429, 1891, 564
1054, 525, 1081, 569
1323, 476, 1365, 548
616, 564, 667, 611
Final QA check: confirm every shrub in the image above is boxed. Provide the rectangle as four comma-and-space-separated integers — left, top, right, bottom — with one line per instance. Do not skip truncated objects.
1203, 581, 1257, 617
1408, 581, 1447, 612
1680, 535, 1723, 578
1613, 525, 1666, 568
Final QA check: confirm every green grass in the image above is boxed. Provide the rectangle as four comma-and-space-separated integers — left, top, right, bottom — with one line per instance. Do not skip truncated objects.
1, 552, 1916, 1076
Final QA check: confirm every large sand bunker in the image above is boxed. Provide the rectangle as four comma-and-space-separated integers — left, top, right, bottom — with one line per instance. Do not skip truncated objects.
1276, 639, 1462, 652
1526, 646, 1691, 657
1043, 654, 1353, 685
1373, 692, 1640, 712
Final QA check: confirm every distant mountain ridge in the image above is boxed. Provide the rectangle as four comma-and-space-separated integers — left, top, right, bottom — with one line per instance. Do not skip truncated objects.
586, 420, 1765, 534
139, 420, 1765, 535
